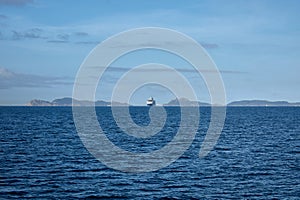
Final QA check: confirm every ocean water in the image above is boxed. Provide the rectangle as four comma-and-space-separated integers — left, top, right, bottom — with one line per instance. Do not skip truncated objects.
0, 106, 299, 199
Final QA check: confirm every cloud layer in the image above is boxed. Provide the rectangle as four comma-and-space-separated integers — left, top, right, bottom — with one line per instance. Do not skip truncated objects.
0, 67, 72, 89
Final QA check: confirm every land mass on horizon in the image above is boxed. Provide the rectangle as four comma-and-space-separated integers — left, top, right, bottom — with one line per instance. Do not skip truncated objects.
26, 97, 300, 107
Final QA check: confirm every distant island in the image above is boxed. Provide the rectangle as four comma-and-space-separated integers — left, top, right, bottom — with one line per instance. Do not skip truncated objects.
27, 97, 300, 107
27, 97, 128, 106
164, 98, 300, 107
163, 98, 210, 106
227, 100, 300, 107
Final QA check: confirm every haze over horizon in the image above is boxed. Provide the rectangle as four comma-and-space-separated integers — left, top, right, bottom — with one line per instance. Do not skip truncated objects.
0, 0, 299, 105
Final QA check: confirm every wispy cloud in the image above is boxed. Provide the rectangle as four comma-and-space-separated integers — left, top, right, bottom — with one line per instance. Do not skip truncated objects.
0, 67, 72, 89
11, 28, 46, 40
0, 8, 223, 49
75, 41, 100, 45
90, 66, 244, 74
101, 36, 219, 50
46, 33, 70, 43
47, 40, 69, 43
57, 33, 69, 41
3, 28, 93, 44
74, 32, 89, 37
0, 0, 34, 7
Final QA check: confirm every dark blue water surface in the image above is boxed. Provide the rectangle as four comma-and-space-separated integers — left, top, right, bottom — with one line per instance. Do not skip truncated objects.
1, 106, 299, 199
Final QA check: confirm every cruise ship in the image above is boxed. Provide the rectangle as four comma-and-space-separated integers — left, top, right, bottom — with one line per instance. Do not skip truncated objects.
146, 97, 156, 106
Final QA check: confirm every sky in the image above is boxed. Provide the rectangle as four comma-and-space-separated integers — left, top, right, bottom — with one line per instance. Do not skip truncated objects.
0, 0, 299, 105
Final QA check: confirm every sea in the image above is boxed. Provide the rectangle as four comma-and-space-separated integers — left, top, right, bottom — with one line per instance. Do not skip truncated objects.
0, 106, 299, 199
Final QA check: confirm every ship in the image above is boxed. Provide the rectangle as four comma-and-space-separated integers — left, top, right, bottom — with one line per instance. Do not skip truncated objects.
146, 97, 156, 106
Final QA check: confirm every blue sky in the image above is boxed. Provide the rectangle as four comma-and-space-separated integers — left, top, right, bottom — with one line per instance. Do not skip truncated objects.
0, 0, 299, 105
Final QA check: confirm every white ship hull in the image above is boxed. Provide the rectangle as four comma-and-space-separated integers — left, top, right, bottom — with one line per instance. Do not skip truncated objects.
146, 97, 156, 106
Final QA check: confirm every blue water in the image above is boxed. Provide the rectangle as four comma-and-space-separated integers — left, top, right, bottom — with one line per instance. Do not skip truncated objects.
0, 107, 299, 199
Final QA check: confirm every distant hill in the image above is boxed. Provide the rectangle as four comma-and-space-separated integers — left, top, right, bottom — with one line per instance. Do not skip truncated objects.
228, 100, 300, 107
164, 98, 210, 106
27, 97, 128, 106
164, 98, 300, 107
